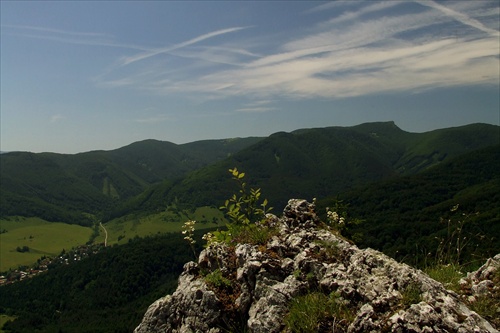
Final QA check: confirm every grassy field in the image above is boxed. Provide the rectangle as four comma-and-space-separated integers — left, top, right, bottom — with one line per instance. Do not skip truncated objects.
95, 206, 226, 245
0, 207, 226, 271
0, 217, 93, 272
0, 315, 16, 333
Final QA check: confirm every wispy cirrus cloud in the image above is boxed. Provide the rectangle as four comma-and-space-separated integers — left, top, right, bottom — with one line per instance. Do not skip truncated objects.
415, 0, 500, 37
89, 1, 500, 100
235, 100, 277, 113
119, 26, 250, 66
2, 24, 150, 51
2, 24, 111, 37
304, 1, 359, 15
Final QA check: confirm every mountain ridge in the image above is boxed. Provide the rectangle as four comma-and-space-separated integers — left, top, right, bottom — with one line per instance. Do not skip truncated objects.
1, 122, 498, 224
0, 137, 263, 224
138, 122, 499, 214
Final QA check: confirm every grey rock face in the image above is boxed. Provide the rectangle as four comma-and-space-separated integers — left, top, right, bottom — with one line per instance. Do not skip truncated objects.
135, 199, 499, 333
459, 254, 500, 328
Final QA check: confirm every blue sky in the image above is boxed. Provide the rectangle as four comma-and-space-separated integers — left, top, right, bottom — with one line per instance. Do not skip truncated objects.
1, 1, 499, 153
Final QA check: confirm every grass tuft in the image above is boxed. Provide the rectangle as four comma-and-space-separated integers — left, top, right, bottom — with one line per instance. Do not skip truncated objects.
400, 282, 422, 307
285, 292, 353, 333
425, 264, 463, 292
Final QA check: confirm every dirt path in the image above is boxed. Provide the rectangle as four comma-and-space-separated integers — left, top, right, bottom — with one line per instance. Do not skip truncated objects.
100, 222, 108, 247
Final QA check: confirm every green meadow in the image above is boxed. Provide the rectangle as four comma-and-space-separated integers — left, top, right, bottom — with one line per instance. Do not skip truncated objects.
0, 217, 93, 272
1, 206, 226, 271
0, 315, 16, 333
95, 206, 225, 245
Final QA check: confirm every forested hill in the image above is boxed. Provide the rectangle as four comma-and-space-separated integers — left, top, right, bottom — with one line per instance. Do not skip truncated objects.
0, 137, 262, 225
317, 144, 500, 264
124, 122, 499, 216
0, 232, 201, 332
1, 122, 498, 224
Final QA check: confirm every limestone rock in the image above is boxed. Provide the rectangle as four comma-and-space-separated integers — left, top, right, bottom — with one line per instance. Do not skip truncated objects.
459, 254, 500, 328
135, 199, 499, 333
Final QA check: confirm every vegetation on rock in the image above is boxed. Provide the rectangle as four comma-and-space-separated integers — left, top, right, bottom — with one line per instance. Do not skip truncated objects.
135, 199, 499, 333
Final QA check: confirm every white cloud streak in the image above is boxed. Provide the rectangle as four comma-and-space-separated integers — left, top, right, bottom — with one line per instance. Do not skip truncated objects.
2, 24, 151, 51
95, 1, 499, 100
416, 0, 500, 37
235, 100, 277, 113
120, 27, 249, 66
2, 24, 111, 37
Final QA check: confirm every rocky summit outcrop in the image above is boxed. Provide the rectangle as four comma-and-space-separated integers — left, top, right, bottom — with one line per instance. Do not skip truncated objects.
135, 199, 499, 333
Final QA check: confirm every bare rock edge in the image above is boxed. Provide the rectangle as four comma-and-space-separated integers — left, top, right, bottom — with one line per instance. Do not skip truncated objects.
135, 199, 499, 333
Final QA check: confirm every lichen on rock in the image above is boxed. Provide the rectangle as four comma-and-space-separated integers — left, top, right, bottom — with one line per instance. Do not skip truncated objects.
134, 199, 499, 333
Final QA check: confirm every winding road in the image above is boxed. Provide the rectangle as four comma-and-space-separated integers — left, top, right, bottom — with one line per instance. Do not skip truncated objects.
99, 222, 108, 247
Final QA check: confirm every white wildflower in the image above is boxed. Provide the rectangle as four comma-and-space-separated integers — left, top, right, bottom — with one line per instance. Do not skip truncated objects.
182, 220, 196, 245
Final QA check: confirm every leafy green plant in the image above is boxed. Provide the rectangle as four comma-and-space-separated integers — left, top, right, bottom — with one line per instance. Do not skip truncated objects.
204, 268, 232, 289
204, 168, 273, 246
220, 168, 272, 226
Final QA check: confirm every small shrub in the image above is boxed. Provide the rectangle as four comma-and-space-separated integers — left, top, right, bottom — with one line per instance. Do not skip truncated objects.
205, 269, 232, 289
220, 168, 272, 227
16, 246, 29, 253
203, 168, 273, 247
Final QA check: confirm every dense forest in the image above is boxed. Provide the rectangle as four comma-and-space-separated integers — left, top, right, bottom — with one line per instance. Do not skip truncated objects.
0, 232, 205, 333
318, 144, 500, 267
